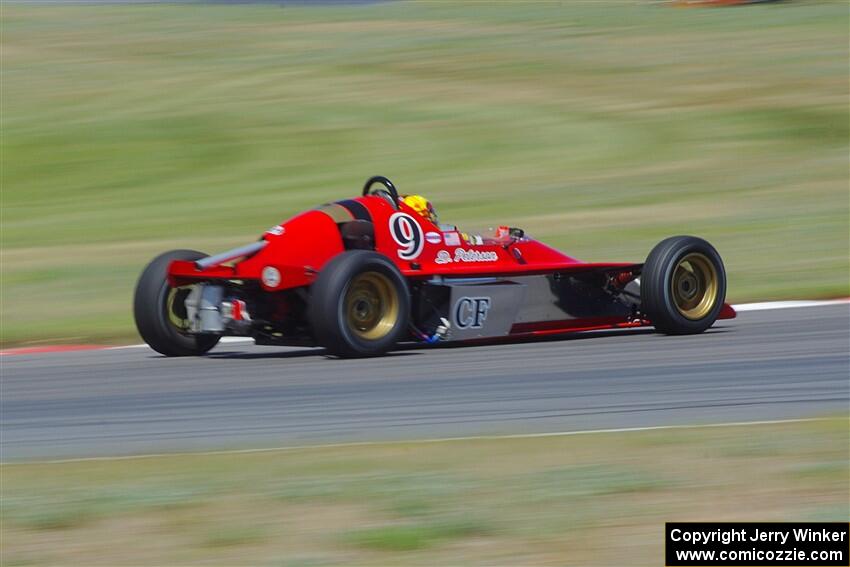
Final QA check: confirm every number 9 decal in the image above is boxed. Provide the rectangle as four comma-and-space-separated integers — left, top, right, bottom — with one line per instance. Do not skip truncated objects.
389, 212, 424, 261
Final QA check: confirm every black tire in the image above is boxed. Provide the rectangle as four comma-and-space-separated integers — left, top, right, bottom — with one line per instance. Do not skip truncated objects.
309, 251, 410, 358
133, 249, 220, 356
640, 236, 727, 335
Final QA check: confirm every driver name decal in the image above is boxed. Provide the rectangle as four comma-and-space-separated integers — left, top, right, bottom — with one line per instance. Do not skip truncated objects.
389, 212, 424, 261
435, 248, 498, 264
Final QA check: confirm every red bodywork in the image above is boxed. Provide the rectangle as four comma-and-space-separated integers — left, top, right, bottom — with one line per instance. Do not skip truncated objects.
168, 194, 735, 341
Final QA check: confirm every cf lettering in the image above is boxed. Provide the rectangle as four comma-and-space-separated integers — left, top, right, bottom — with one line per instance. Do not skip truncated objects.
454, 297, 491, 329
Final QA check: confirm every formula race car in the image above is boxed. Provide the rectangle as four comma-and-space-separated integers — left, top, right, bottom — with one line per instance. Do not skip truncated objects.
134, 176, 735, 358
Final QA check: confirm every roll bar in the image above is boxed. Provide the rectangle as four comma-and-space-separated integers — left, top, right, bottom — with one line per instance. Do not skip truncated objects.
362, 175, 400, 208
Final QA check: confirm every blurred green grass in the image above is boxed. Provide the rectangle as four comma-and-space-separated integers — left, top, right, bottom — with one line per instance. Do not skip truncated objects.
2, 418, 847, 566
2, 1, 848, 345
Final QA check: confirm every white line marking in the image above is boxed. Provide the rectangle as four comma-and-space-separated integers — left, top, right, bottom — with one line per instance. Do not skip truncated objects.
732, 299, 849, 312
4, 417, 838, 466
107, 336, 254, 351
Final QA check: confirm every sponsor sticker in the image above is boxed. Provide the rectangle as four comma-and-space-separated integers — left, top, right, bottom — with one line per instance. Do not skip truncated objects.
266, 225, 285, 236
261, 266, 281, 288
443, 232, 461, 247
425, 231, 442, 245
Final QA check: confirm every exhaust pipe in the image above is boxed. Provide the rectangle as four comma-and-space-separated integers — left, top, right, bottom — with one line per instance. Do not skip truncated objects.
194, 241, 268, 270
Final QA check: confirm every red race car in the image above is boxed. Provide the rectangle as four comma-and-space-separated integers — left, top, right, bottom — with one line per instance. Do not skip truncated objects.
134, 176, 735, 358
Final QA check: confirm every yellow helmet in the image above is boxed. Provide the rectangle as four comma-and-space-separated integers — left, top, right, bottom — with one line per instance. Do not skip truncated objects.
402, 194, 438, 224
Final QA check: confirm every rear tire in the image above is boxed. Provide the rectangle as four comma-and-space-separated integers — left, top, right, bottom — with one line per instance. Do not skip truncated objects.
309, 251, 410, 358
133, 250, 220, 356
641, 236, 726, 335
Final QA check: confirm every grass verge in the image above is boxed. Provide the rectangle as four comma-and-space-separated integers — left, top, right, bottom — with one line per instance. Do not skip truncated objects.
2, 418, 847, 566
2, 1, 848, 346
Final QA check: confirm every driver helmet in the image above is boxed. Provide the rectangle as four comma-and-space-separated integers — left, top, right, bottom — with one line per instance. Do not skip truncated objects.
402, 194, 438, 224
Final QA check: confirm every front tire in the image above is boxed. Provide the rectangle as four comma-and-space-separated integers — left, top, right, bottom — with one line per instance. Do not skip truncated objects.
133, 249, 220, 356
309, 251, 410, 358
641, 236, 727, 335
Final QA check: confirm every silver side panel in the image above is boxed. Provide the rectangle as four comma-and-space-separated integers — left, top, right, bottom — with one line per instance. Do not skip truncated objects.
416, 272, 637, 341
511, 274, 634, 322
445, 281, 526, 340
511, 275, 567, 323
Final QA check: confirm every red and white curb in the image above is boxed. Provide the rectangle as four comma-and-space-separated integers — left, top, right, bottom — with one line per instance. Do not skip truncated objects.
2, 298, 848, 357
0, 344, 115, 356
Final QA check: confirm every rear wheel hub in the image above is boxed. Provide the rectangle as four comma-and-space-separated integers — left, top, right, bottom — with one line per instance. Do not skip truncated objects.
344, 272, 399, 340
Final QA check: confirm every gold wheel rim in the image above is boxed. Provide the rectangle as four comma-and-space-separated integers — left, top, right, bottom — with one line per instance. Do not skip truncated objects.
671, 253, 719, 320
166, 286, 193, 332
344, 272, 399, 341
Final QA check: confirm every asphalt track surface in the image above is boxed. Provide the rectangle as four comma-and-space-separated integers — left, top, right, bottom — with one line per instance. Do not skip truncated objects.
2, 304, 848, 460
